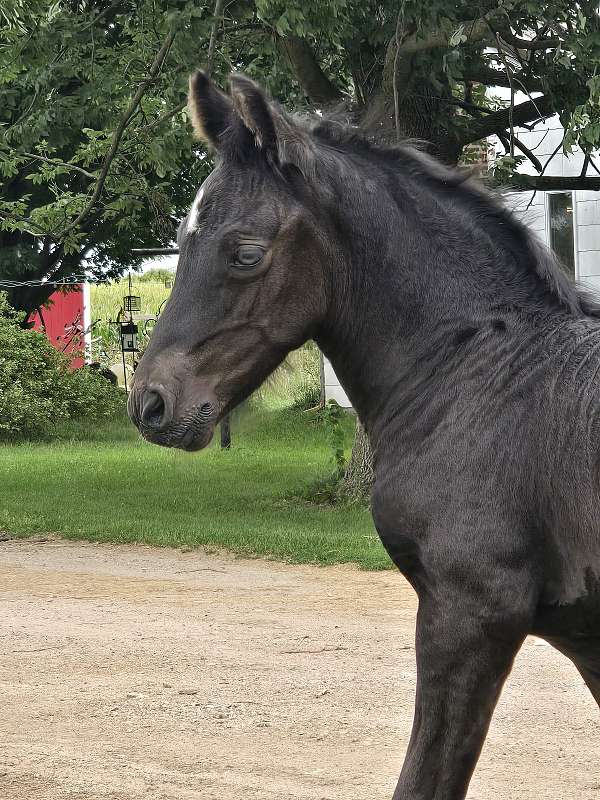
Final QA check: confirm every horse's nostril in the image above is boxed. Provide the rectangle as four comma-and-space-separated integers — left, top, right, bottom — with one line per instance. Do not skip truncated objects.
140, 389, 168, 430
198, 402, 214, 421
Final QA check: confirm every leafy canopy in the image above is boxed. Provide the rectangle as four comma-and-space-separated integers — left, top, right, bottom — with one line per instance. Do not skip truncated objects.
1, 1, 599, 313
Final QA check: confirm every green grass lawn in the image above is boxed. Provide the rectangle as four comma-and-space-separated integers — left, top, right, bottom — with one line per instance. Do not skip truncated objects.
0, 406, 391, 570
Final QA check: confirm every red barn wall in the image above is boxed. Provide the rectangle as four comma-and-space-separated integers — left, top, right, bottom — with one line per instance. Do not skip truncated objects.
30, 286, 86, 369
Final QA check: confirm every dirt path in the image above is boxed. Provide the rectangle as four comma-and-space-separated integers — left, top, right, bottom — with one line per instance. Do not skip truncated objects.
0, 538, 598, 800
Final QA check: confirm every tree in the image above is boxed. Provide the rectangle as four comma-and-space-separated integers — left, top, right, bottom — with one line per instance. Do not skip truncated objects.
264, 3, 600, 174
2, 2, 599, 486
0, 0, 216, 315
137, 268, 175, 284
3, 2, 599, 317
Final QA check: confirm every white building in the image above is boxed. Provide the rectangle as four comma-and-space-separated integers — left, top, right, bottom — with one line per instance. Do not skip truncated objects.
500, 116, 599, 295
323, 355, 351, 407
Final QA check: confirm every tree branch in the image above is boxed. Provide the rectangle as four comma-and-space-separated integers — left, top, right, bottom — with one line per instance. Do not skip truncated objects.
55, 29, 176, 241
496, 132, 543, 172
495, 29, 561, 51
464, 64, 542, 93
395, 8, 502, 58
206, 0, 225, 76
382, 7, 502, 105
80, 0, 123, 31
580, 153, 591, 178
279, 35, 343, 105
460, 94, 554, 145
131, 247, 179, 255
144, 101, 187, 132
511, 135, 543, 172
504, 175, 600, 191
21, 152, 96, 180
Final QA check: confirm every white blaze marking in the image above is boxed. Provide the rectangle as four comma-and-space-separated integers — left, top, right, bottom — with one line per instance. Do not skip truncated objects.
186, 186, 205, 233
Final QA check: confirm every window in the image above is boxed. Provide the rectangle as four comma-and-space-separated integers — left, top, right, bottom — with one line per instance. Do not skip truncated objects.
548, 192, 575, 278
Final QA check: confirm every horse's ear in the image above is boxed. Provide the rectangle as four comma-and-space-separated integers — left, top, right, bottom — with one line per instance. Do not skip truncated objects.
188, 70, 233, 149
229, 73, 278, 158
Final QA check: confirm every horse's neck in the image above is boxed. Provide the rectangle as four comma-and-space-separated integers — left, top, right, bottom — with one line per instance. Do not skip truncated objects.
316, 290, 442, 440
314, 182, 565, 450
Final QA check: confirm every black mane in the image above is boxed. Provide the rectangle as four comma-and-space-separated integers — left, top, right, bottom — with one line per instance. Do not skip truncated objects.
286, 117, 600, 320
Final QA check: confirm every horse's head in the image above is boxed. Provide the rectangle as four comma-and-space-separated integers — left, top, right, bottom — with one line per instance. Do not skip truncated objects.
129, 72, 331, 450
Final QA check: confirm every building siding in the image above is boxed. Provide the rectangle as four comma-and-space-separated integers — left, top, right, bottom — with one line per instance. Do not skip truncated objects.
323, 356, 351, 407
500, 118, 600, 296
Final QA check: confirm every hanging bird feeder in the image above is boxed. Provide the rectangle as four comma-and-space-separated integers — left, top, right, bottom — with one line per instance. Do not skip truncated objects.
123, 294, 141, 313
120, 320, 139, 352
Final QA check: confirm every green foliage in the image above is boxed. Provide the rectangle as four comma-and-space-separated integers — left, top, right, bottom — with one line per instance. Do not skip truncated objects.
296, 401, 362, 506
252, 1, 600, 153
0, 292, 123, 438
291, 377, 322, 411
289, 341, 321, 410
322, 400, 347, 477
59, 364, 125, 423
489, 154, 526, 184
256, 341, 321, 410
137, 268, 175, 284
1, 0, 599, 317
0, 1, 212, 311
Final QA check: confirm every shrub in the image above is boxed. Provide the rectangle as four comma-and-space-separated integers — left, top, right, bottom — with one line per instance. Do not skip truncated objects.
61, 365, 125, 421
0, 293, 124, 439
291, 374, 322, 410
286, 342, 322, 410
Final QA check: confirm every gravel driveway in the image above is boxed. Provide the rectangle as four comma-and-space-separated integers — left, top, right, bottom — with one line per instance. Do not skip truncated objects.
1, 537, 598, 799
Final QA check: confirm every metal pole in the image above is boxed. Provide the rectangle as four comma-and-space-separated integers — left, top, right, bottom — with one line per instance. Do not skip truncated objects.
131, 248, 179, 256
121, 333, 128, 394
220, 414, 231, 449
319, 349, 326, 409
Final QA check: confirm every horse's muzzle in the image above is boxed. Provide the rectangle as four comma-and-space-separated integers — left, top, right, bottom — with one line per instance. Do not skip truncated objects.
128, 384, 217, 451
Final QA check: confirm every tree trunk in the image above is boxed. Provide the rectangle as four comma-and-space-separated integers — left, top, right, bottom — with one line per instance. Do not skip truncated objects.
341, 419, 373, 499
8, 283, 56, 324
3, 244, 86, 323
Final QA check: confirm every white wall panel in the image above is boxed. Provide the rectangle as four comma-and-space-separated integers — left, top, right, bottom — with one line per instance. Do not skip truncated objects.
575, 200, 600, 227
559, 153, 586, 177
577, 250, 600, 277
579, 275, 600, 297
576, 224, 600, 253
323, 356, 351, 408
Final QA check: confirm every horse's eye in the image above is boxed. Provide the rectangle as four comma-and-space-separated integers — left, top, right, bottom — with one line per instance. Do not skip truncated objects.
233, 244, 264, 269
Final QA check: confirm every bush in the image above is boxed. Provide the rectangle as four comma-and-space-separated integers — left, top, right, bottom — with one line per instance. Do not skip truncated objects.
61, 365, 125, 421
291, 374, 322, 410
290, 342, 322, 410
0, 293, 124, 439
